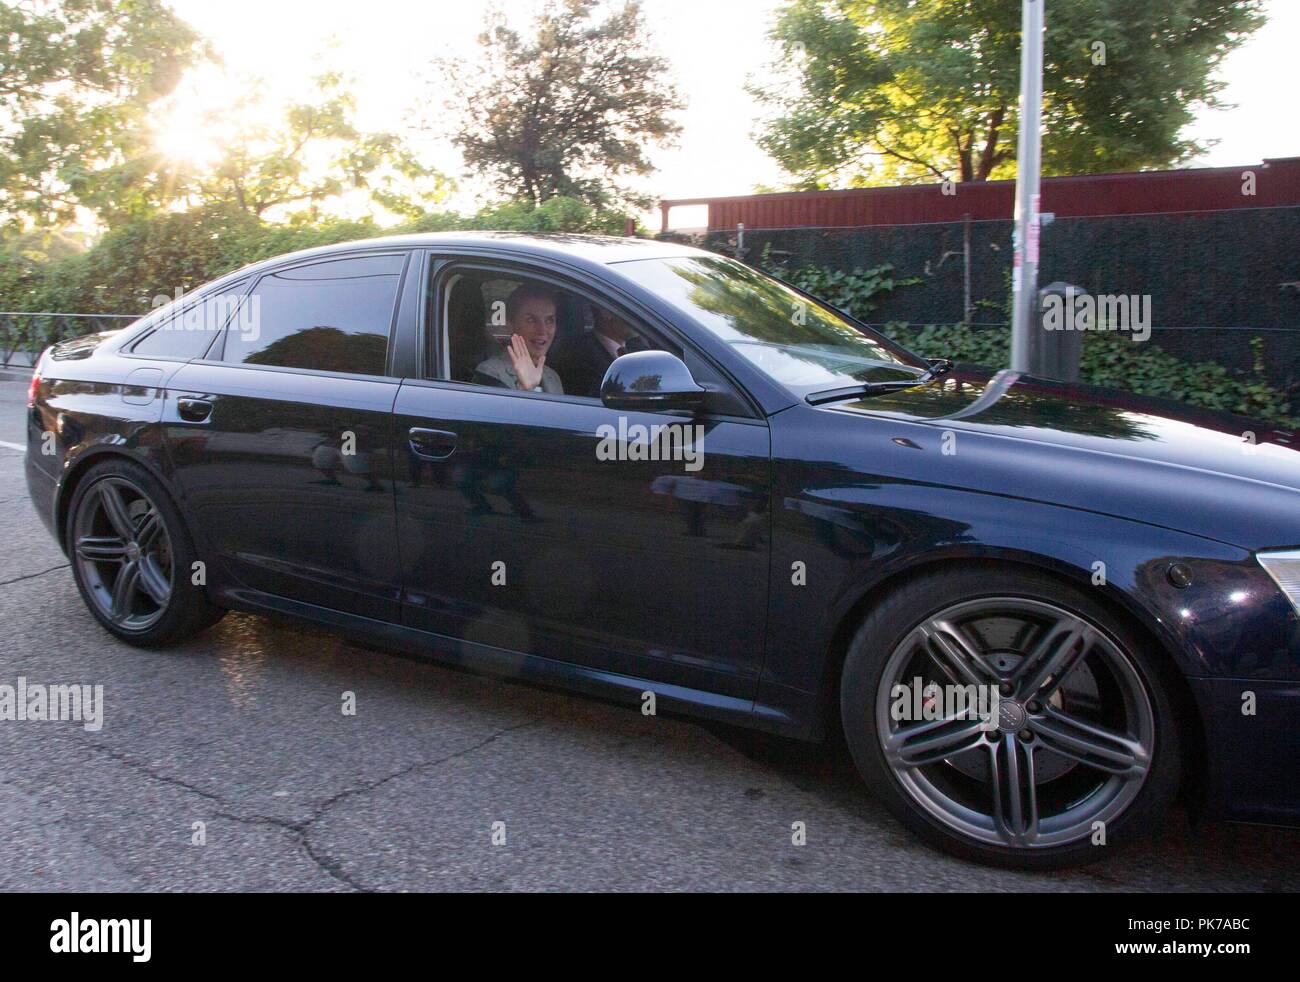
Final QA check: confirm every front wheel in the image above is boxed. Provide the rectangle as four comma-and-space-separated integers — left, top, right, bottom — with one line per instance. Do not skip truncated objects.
841, 567, 1182, 869
67, 458, 225, 646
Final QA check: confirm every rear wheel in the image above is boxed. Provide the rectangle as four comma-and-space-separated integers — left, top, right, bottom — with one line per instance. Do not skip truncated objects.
67, 459, 225, 646
841, 567, 1182, 869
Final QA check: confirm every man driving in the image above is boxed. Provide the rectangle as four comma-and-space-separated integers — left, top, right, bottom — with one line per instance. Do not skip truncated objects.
549, 305, 643, 398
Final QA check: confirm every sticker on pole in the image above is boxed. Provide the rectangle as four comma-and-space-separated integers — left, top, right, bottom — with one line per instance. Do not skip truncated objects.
1027, 193, 1041, 265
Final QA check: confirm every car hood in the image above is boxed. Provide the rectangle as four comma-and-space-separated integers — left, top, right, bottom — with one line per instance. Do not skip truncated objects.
820, 367, 1300, 551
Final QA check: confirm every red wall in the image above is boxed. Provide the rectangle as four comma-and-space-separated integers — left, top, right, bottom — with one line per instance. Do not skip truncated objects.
660, 157, 1300, 232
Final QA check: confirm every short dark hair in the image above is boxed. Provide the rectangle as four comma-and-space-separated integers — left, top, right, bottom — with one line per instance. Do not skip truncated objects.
506, 283, 558, 323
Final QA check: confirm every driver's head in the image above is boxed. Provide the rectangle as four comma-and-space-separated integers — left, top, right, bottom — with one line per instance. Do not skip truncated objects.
594, 306, 634, 343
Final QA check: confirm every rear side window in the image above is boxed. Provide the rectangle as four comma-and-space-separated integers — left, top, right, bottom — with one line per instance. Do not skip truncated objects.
220, 254, 404, 375
130, 279, 249, 359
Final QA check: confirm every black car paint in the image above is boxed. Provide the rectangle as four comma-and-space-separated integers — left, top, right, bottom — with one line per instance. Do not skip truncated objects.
23, 231, 1300, 828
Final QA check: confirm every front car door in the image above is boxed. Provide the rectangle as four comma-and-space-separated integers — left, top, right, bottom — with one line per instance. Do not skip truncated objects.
391, 253, 772, 704
164, 250, 410, 621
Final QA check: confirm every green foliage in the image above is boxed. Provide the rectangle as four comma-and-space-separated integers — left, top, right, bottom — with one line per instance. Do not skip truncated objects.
765, 255, 1295, 424
754, 0, 1267, 187
900, 322, 1295, 425
1, 4, 447, 229
0, 197, 635, 319
193, 73, 451, 222
461, 197, 632, 234
768, 253, 921, 314
0, 0, 207, 229
433, 0, 683, 209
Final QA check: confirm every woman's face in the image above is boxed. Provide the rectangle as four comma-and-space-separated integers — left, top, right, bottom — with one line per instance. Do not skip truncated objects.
510, 297, 557, 361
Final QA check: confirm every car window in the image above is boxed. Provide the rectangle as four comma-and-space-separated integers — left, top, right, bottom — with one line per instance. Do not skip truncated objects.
615, 255, 929, 395
130, 279, 249, 360
220, 254, 403, 375
437, 266, 659, 400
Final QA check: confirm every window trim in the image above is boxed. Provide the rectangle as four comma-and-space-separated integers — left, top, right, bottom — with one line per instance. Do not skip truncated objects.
206, 249, 410, 380
423, 256, 758, 418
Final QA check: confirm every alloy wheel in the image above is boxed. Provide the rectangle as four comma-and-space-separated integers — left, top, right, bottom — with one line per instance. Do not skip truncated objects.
875, 597, 1155, 849
72, 476, 174, 631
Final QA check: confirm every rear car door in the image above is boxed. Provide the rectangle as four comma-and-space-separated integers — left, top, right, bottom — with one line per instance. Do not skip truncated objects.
163, 251, 409, 621
392, 255, 772, 702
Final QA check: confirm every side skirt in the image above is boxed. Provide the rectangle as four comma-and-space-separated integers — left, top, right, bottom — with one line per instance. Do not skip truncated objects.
216, 587, 805, 737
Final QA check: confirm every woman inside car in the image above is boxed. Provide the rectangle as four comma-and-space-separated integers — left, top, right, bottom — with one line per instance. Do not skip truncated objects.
472, 283, 564, 394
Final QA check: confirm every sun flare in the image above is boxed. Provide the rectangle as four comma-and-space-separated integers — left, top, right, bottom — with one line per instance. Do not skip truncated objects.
153, 114, 222, 166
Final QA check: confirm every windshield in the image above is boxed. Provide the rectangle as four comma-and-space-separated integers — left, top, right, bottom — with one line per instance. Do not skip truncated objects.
615, 255, 929, 394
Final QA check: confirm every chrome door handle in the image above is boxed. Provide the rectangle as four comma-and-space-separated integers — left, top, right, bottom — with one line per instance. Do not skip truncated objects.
408, 427, 457, 460
177, 397, 213, 423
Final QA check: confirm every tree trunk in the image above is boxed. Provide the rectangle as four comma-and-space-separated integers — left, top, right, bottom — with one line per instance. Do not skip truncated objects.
974, 106, 1007, 181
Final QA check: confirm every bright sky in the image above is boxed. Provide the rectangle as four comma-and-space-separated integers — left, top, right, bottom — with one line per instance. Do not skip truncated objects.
162, 0, 1300, 227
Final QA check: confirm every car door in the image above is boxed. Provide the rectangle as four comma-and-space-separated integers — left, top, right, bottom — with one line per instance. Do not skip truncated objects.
163, 250, 410, 622
392, 256, 771, 701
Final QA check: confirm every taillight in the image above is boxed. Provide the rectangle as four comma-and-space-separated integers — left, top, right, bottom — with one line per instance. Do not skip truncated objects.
27, 369, 40, 408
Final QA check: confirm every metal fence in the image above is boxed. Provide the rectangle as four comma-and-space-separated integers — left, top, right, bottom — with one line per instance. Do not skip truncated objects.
0, 312, 137, 369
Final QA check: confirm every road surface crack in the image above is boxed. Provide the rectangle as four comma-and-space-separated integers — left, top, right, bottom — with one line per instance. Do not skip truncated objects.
0, 564, 69, 587
84, 741, 225, 805
205, 715, 546, 892
58, 706, 546, 891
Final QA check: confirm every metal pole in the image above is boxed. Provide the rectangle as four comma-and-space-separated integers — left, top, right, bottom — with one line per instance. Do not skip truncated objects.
963, 213, 972, 328
736, 223, 745, 260
1010, 0, 1044, 372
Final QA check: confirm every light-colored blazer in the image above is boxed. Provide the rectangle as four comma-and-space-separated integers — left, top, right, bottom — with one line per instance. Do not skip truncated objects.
473, 353, 564, 394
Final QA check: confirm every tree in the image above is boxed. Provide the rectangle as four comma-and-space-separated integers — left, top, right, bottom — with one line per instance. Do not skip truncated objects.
192, 73, 451, 222
753, 0, 1267, 187
0, 0, 207, 229
432, 0, 684, 209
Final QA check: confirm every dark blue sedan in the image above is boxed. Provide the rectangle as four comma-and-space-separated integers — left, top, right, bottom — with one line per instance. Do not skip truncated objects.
24, 232, 1300, 868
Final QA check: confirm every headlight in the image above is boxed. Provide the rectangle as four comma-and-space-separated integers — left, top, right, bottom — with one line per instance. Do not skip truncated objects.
1256, 550, 1300, 613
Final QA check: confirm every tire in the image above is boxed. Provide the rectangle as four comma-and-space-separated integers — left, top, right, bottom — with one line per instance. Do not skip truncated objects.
840, 566, 1182, 870
66, 458, 225, 647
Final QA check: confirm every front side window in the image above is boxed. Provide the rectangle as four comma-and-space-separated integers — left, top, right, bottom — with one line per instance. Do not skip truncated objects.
220, 254, 404, 375
438, 267, 657, 399
614, 255, 929, 395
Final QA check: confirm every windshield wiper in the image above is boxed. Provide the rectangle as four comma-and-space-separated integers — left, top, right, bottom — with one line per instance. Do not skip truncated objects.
805, 358, 952, 405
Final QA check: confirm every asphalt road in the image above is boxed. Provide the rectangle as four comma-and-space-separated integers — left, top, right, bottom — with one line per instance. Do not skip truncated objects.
0, 372, 1296, 891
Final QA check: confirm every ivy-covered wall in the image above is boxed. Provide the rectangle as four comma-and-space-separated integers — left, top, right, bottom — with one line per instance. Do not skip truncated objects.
693, 206, 1300, 401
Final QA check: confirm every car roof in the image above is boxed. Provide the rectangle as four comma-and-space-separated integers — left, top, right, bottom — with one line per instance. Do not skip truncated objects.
216, 231, 710, 286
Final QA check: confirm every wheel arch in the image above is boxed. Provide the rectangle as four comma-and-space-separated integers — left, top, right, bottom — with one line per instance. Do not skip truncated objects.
55, 446, 183, 554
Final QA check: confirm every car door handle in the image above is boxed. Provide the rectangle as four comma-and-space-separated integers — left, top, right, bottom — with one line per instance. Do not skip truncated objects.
176, 397, 213, 423
408, 427, 457, 460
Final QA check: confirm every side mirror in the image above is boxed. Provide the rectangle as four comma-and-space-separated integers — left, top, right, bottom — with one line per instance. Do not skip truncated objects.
599, 349, 707, 412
